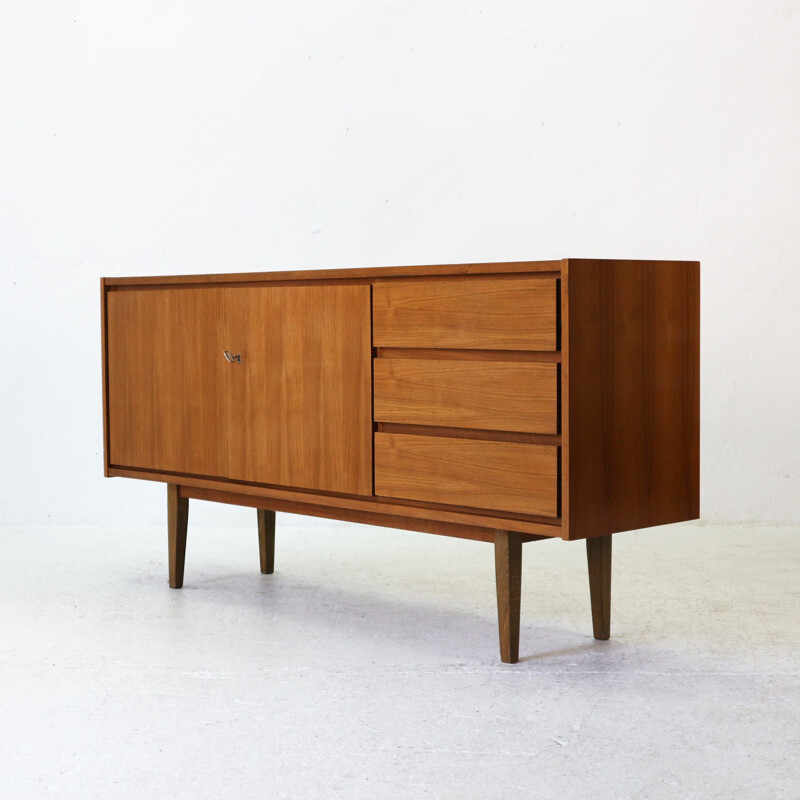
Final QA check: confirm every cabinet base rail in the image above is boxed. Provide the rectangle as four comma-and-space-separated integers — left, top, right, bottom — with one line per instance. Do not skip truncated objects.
166, 483, 612, 664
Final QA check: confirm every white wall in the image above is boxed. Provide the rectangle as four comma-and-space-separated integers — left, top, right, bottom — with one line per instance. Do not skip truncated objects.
1, 1, 798, 527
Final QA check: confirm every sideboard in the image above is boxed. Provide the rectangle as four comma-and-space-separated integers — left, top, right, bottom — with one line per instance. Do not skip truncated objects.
101, 258, 700, 662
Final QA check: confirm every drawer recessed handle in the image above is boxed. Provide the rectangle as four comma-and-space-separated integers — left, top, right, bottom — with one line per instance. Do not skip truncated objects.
223, 350, 241, 363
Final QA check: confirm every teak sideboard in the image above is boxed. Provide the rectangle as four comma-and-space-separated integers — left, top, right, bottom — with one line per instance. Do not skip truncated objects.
101, 258, 700, 663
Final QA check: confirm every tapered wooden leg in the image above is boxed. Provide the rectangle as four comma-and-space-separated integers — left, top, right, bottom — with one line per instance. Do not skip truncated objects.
587, 534, 612, 640
167, 483, 189, 589
495, 530, 523, 664
257, 509, 276, 575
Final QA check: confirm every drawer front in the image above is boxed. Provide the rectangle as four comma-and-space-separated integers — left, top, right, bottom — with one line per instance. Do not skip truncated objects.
373, 278, 557, 350
374, 359, 558, 434
374, 433, 559, 517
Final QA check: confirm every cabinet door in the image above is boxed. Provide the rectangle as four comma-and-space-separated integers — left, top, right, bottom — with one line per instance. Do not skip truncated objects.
224, 285, 372, 496
107, 288, 227, 476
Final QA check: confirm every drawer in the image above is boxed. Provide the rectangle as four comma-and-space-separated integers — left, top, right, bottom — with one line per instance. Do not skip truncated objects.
373, 277, 557, 351
374, 359, 558, 434
374, 432, 559, 517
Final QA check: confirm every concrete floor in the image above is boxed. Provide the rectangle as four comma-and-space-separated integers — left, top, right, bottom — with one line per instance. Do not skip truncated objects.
1, 519, 798, 799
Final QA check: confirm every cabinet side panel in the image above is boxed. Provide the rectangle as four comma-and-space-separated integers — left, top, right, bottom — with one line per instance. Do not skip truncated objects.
565, 259, 700, 539
101, 279, 110, 476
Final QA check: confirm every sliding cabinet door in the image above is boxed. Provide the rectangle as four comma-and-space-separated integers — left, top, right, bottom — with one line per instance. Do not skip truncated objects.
224, 285, 372, 496
106, 288, 227, 476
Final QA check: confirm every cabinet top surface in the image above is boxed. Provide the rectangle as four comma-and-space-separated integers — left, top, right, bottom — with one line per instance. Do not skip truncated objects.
102, 258, 699, 287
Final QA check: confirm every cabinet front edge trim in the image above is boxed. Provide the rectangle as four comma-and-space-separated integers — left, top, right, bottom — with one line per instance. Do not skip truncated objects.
107, 467, 564, 538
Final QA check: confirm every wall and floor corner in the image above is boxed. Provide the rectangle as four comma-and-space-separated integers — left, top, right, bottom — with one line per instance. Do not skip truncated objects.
0, 2, 798, 799
0, 1, 798, 530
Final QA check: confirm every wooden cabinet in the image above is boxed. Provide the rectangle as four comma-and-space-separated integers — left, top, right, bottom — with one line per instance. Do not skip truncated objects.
102, 258, 700, 663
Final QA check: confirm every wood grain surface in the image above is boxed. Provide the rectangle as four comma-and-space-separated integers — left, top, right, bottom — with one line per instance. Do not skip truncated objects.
107, 288, 228, 476
100, 278, 109, 475
111, 465, 562, 536
374, 358, 558, 434
181, 485, 548, 544
107, 284, 372, 497
495, 531, 523, 663
167, 483, 189, 589
103, 260, 561, 287
587, 534, 611, 639
104, 258, 699, 551
375, 348, 561, 363
225, 284, 372, 496
257, 508, 276, 575
373, 277, 557, 350
374, 432, 559, 517
562, 258, 700, 539
376, 422, 560, 445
